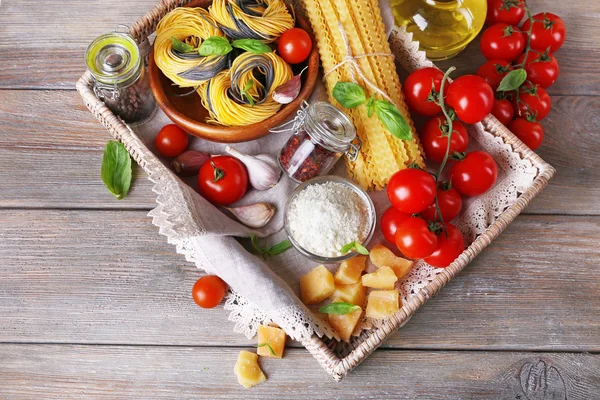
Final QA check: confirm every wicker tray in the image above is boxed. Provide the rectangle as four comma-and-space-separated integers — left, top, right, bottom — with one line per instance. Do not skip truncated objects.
77, 0, 555, 381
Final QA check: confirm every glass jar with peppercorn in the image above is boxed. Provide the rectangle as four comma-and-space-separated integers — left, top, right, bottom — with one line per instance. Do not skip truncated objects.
278, 102, 360, 183
85, 28, 156, 125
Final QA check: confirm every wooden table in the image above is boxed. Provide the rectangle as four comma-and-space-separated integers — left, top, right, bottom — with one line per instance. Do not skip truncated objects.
1, 0, 599, 398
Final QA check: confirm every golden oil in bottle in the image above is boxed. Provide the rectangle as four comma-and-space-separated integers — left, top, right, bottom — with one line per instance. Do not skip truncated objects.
390, 0, 487, 60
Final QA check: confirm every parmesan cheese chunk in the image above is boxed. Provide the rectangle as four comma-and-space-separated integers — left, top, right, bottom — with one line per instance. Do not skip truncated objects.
300, 265, 335, 305
366, 290, 400, 319
370, 244, 414, 280
234, 350, 266, 389
361, 267, 398, 289
257, 325, 286, 359
334, 256, 367, 285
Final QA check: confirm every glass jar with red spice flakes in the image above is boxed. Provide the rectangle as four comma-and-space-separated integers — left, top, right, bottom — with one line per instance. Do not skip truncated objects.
278, 102, 360, 183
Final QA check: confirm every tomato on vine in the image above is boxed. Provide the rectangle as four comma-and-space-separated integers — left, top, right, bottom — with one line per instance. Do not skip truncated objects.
387, 168, 437, 214
424, 223, 465, 268
449, 151, 498, 197
517, 51, 560, 88
477, 59, 511, 90
395, 216, 439, 259
508, 118, 545, 150
486, 0, 526, 26
513, 84, 552, 121
491, 98, 514, 126
380, 207, 410, 244
445, 75, 495, 124
522, 12, 567, 53
402, 67, 444, 116
421, 185, 463, 223
421, 116, 469, 163
480, 23, 525, 62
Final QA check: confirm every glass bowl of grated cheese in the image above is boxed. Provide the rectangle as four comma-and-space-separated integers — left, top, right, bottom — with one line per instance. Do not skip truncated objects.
284, 176, 376, 263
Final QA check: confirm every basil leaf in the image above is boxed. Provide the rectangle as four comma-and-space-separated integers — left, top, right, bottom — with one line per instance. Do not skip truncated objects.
248, 235, 291, 258
256, 342, 276, 356
497, 69, 527, 92
319, 302, 360, 315
340, 241, 369, 255
268, 240, 292, 256
243, 79, 254, 93
333, 82, 367, 108
101, 140, 132, 200
171, 37, 194, 53
374, 100, 412, 141
232, 38, 271, 54
199, 36, 232, 56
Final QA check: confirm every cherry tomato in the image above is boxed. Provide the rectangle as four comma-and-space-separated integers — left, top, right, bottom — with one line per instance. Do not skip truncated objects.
449, 151, 498, 197
445, 75, 495, 124
480, 23, 525, 62
387, 168, 437, 214
421, 116, 469, 163
402, 67, 444, 116
522, 12, 566, 53
486, 0, 525, 26
477, 59, 511, 90
395, 216, 439, 259
424, 224, 465, 268
192, 275, 228, 309
421, 185, 463, 223
198, 156, 248, 205
380, 207, 410, 244
513, 84, 552, 121
155, 124, 189, 157
491, 98, 515, 126
517, 51, 560, 88
278, 28, 312, 64
508, 118, 545, 150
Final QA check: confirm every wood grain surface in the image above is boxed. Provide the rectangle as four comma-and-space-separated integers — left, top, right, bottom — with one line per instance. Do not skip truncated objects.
0, 0, 599, 397
1, 345, 598, 399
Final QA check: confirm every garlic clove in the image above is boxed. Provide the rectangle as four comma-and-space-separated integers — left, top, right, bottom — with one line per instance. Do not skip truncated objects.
225, 146, 281, 191
226, 202, 276, 228
171, 150, 211, 176
272, 66, 307, 104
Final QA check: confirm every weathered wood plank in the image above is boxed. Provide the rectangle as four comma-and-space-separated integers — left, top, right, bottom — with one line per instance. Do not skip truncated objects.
1, 210, 598, 351
0, 345, 598, 399
1, 90, 598, 213
0, 0, 598, 96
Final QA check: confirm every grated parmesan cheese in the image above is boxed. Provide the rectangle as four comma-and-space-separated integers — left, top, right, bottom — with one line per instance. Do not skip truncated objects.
287, 182, 370, 257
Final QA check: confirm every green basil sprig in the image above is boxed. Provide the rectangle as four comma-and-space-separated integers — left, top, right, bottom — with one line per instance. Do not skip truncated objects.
497, 69, 528, 92
250, 234, 292, 259
242, 79, 255, 107
319, 302, 360, 315
101, 140, 132, 200
171, 37, 194, 53
332, 81, 412, 140
197, 37, 271, 56
256, 341, 276, 356
232, 39, 272, 54
198, 36, 232, 56
340, 241, 369, 255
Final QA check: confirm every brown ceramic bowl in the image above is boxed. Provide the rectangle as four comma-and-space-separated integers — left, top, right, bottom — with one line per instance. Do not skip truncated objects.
148, 0, 319, 143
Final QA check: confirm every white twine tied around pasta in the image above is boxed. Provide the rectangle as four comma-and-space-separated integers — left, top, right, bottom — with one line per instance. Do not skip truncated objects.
324, 22, 396, 106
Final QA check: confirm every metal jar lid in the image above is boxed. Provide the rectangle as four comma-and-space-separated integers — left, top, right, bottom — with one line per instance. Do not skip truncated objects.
85, 30, 141, 86
304, 101, 361, 160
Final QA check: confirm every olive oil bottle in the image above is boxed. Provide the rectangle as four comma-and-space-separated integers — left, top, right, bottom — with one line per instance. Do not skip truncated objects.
390, 0, 487, 60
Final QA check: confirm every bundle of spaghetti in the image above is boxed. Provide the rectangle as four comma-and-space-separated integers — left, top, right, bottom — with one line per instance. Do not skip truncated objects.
301, 0, 424, 190
154, 8, 229, 88
209, 0, 294, 42
199, 52, 293, 126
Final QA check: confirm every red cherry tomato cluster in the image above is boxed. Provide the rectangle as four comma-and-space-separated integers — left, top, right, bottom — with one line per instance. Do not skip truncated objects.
385, 61, 505, 267
480, 4, 566, 150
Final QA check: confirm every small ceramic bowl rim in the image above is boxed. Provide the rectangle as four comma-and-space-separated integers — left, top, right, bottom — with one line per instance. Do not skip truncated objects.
284, 175, 376, 263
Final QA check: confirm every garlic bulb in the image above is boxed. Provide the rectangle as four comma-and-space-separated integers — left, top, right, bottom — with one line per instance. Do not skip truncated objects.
226, 203, 276, 228
225, 146, 281, 191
